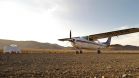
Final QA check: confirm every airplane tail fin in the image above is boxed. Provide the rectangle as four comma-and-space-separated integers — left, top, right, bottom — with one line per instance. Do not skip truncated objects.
104, 37, 111, 47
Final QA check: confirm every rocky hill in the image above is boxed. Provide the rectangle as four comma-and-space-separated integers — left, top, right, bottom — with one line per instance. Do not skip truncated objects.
0, 39, 139, 50
109, 44, 139, 50
0, 39, 63, 49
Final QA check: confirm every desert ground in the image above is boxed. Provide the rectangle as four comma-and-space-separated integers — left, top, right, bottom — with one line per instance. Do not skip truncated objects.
0, 50, 139, 78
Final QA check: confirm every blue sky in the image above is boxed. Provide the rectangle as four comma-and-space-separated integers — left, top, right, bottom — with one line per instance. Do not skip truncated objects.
61, 0, 139, 31
0, 0, 139, 46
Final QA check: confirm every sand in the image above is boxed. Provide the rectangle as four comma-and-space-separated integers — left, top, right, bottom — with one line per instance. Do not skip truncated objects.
0, 52, 139, 78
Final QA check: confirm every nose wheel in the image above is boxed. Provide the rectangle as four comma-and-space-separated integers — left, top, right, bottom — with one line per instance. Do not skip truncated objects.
76, 50, 83, 54
76, 51, 79, 54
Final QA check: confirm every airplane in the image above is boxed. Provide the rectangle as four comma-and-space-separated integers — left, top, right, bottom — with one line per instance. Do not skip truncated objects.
59, 28, 139, 54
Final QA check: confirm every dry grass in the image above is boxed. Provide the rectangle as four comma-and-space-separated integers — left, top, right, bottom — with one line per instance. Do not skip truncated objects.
0, 50, 139, 78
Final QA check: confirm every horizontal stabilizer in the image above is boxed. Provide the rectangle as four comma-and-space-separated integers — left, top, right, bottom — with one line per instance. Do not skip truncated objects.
104, 37, 111, 46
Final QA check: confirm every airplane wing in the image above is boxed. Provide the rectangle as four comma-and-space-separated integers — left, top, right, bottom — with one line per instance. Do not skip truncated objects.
89, 28, 139, 41
59, 37, 79, 41
58, 38, 71, 41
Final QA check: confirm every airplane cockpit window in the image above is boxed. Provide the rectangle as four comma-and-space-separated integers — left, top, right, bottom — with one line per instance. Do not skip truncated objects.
80, 36, 88, 40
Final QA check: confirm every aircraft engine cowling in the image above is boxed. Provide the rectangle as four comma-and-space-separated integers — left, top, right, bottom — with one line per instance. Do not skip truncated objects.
69, 38, 76, 43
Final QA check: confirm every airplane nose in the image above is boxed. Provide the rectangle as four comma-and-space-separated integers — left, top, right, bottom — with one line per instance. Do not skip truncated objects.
69, 38, 76, 44
70, 38, 75, 42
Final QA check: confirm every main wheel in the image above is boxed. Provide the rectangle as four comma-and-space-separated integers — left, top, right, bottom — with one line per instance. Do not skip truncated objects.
80, 50, 83, 54
97, 50, 101, 54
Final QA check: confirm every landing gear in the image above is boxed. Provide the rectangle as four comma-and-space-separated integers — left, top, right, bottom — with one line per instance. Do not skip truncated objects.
97, 49, 101, 54
80, 50, 83, 54
74, 47, 83, 54
75, 50, 83, 54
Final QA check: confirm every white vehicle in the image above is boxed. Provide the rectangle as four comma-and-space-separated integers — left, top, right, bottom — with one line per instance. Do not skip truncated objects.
59, 28, 139, 54
3, 44, 21, 54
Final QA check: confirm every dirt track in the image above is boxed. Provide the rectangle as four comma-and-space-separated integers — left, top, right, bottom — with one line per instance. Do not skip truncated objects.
0, 52, 139, 78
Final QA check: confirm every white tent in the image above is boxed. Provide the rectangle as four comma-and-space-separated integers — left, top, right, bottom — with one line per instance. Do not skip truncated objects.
3, 44, 21, 53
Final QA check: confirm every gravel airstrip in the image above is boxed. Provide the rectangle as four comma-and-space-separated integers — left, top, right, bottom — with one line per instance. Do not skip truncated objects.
0, 51, 139, 78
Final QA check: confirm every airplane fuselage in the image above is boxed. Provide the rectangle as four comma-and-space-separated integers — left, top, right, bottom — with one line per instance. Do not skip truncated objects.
70, 38, 108, 49
59, 28, 139, 53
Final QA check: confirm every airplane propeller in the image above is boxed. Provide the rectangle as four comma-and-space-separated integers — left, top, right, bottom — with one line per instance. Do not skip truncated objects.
69, 30, 75, 43
70, 30, 72, 39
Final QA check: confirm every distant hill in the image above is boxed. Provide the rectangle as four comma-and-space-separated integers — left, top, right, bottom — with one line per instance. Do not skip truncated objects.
65, 44, 139, 50
109, 44, 139, 50
0, 39, 139, 50
0, 39, 63, 49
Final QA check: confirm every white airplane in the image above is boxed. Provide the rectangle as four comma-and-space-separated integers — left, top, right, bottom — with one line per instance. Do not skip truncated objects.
59, 28, 139, 54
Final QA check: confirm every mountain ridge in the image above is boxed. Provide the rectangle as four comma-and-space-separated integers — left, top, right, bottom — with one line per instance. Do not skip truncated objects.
0, 39, 63, 49
0, 39, 139, 50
